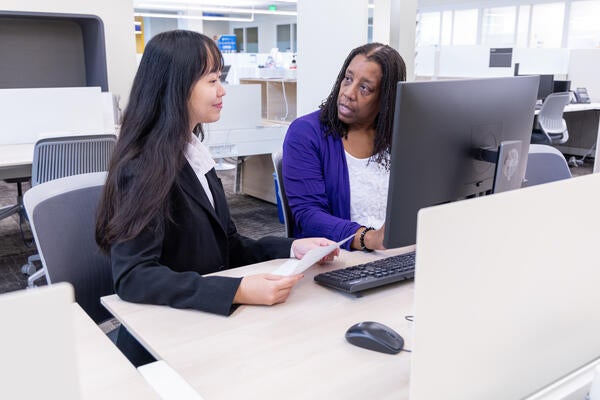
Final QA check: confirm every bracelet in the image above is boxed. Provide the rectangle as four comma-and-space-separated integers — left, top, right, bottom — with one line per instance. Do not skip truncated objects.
359, 226, 375, 252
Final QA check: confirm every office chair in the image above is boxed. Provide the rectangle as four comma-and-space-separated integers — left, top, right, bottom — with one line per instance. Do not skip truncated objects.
23, 170, 155, 366
0, 177, 29, 233
523, 144, 572, 188
271, 151, 294, 238
23, 172, 113, 324
530, 92, 571, 145
22, 134, 117, 286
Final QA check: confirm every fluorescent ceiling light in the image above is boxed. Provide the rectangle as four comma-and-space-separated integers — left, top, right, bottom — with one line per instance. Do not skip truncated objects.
134, 11, 254, 22
137, 3, 296, 16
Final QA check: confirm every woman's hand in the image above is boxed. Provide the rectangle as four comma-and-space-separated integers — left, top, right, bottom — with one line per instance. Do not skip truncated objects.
365, 225, 386, 250
233, 273, 303, 305
291, 237, 340, 264
351, 225, 386, 251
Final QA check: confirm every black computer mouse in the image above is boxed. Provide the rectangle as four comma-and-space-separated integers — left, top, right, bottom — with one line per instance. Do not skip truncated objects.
345, 321, 404, 354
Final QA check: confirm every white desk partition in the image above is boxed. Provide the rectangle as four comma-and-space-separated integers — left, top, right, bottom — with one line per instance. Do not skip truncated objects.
204, 84, 286, 159
568, 49, 600, 102
0, 87, 105, 145
206, 84, 261, 131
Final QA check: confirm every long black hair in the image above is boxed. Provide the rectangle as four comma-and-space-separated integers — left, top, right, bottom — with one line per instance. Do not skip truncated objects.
319, 43, 406, 169
96, 30, 223, 251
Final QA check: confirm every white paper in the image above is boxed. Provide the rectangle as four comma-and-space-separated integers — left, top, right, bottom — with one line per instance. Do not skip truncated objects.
272, 235, 354, 276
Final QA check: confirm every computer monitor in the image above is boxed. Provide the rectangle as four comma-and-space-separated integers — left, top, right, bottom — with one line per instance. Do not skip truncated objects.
220, 65, 231, 83
514, 67, 554, 101
536, 74, 554, 100
553, 79, 571, 93
383, 76, 539, 249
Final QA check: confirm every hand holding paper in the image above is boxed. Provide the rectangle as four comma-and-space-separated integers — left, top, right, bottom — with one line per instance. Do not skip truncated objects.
273, 235, 354, 276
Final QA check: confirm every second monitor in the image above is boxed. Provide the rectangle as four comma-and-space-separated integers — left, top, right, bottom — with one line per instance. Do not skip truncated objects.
383, 75, 539, 249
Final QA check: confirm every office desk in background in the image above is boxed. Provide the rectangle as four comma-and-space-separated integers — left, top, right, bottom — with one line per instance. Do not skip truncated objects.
533, 103, 600, 170
72, 302, 158, 399
0, 143, 34, 180
102, 247, 415, 400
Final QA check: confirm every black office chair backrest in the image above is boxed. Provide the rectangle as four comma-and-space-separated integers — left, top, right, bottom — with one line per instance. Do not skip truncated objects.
23, 172, 113, 323
271, 151, 294, 238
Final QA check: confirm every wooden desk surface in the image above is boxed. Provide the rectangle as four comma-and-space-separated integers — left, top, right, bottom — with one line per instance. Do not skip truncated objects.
102, 247, 416, 400
72, 303, 158, 399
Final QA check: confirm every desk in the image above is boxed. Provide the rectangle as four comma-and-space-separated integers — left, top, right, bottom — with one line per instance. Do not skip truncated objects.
72, 302, 158, 399
534, 103, 600, 169
0, 143, 34, 180
102, 247, 415, 400
239, 78, 297, 123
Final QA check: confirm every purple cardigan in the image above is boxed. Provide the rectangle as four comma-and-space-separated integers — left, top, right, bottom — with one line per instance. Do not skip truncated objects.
282, 110, 362, 250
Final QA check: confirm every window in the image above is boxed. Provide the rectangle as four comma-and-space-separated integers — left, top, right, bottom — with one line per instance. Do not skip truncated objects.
276, 23, 297, 52
481, 6, 516, 46
233, 26, 258, 53
516, 5, 531, 47
440, 11, 452, 45
530, 2, 565, 48
246, 27, 258, 53
418, 12, 440, 46
234, 28, 243, 52
452, 9, 478, 45
568, 0, 600, 48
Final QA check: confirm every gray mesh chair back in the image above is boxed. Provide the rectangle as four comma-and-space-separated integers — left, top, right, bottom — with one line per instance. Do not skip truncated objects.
24, 134, 116, 286
31, 134, 116, 186
23, 172, 113, 323
271, 151, 294, 238
523, 144, 572, 188
531, 92, 571, 145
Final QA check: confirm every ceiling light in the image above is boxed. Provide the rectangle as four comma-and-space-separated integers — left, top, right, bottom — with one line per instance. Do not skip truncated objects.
136, 3, 297, 16
133, 11, 254, 22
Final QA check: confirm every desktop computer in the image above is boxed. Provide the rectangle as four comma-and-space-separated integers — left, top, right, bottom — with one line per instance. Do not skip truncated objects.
314, 76, 539, 294
553, 79, 571, 93
383, 75, 539, 249
514, 64, 555, 101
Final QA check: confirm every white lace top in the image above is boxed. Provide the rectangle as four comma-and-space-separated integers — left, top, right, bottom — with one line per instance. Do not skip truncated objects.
345, 151, 389, 229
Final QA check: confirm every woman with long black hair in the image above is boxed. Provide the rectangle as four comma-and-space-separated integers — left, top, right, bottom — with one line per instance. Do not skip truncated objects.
96, 30, 337, 317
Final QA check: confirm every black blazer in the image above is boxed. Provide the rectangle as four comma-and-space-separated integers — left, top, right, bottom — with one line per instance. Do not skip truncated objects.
111, 162, 293, 316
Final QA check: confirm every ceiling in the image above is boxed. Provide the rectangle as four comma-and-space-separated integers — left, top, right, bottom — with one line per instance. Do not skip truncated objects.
133, 0, 298, 15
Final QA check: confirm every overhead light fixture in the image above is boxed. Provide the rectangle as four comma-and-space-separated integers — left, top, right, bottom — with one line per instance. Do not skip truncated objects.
133, 11, 254, 22
136, 3, 297, 16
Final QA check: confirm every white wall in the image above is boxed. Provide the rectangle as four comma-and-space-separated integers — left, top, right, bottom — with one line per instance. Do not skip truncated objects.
569, 50, 600, 102
143, 17, 178, 43
390, 0, 417, 81
3, 0, 138, 106
203, 21, 230, 41
297, 0, 369, 116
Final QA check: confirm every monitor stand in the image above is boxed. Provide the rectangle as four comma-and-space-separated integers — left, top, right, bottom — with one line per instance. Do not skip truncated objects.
478, 140, 523, 194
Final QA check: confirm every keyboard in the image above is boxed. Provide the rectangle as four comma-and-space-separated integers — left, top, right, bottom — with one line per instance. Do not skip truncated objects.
314, 251, 416, 294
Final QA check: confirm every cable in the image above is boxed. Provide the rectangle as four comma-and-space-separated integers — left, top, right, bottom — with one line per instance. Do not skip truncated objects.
280, 79, 289, 121
569, 143, 596, 167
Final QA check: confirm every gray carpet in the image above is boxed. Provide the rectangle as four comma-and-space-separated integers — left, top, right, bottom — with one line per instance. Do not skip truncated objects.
0, 168, 284, 295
